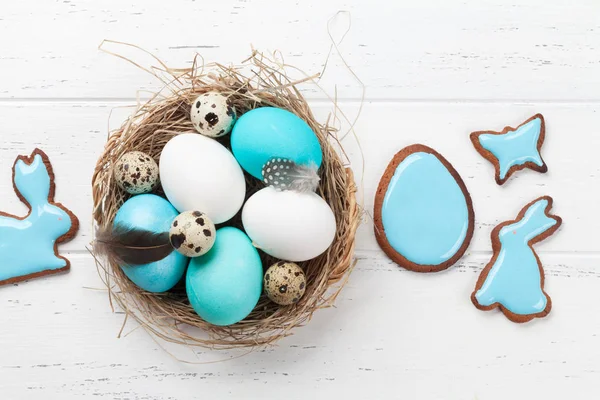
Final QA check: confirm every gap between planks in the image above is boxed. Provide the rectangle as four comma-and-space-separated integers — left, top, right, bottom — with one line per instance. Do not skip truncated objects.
62, 249, 600, 258
1, 98, 600, 105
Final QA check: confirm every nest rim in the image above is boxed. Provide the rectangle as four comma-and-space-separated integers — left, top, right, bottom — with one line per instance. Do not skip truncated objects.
91, 54, 359, 349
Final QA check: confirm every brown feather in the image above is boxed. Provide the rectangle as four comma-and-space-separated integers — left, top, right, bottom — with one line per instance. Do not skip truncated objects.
94, 223, 173, 266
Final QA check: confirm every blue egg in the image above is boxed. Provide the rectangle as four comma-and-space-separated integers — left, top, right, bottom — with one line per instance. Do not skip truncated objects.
113, 194, 189, 293
378, 145, 474, 270
231, 107, 323, 179
186, 227, 263, 326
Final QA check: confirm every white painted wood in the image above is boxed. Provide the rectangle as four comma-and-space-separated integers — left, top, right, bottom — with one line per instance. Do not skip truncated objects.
0, 102, 597, 252
2, 253, 600, 399
1, 0, 600, 398
1, 0, 600, 100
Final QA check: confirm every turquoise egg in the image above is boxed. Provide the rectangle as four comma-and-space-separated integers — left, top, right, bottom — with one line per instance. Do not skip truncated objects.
113, 194, 189, 293
378, 145, 474, 270
231, 107, 323, 179
186, 227, 263, 326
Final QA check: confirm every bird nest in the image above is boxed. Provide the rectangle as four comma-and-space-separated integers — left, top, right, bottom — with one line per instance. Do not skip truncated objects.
91, 45, 359, 349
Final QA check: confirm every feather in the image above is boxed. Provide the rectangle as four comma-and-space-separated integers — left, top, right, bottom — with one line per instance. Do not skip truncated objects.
261, 158, 320, 193
93, 223, 173, 266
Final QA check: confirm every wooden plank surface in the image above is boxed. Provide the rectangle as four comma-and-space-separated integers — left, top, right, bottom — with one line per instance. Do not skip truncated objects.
1, 0, 599, 399
0, 102, 596, 252
2, 254, 600, 399
0, 0, 599, 100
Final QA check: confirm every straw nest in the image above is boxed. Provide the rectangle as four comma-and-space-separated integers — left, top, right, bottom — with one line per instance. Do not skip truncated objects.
91, 48, 359, 349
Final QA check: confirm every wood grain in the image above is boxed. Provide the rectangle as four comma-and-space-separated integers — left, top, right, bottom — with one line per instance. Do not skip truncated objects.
0, 0, 599, 100
1, 0, 599, 398
1, 253, 600, 399
1, 102, 597, 252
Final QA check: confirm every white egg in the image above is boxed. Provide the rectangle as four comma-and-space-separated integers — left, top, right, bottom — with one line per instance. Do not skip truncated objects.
159, 133, 246, 224
190, 92, 236, 138
242, 187, 336, 262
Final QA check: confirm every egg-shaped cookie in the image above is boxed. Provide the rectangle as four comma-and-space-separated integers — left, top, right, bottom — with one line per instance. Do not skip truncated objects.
374, 144, 475, 273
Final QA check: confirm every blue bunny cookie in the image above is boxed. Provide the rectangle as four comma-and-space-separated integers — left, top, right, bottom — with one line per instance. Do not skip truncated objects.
0, 149, 79, 285
471, 196, 561, 323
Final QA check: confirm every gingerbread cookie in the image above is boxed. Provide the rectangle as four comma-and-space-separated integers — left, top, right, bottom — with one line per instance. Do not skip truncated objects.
374, 144, 475, 273
471, 196, 561, 323
0, 149, 79, 286
470, 114, 547, 185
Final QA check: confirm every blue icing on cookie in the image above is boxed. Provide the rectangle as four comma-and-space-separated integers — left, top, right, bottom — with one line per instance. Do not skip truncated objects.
474, 197, 560, 318
474, 115, 546, 184
0, 151, 78, 285
381, 149, 472, 267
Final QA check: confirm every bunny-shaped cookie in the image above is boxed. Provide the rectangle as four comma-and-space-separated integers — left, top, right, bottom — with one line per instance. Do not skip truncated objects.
0, 149, 79, 285
471, 196, 561, 323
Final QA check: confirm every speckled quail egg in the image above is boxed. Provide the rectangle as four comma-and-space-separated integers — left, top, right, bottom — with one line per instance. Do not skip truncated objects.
190, 92, 236, 138
169, 211, 216, 257
114, 151, 160, 195
264, 261, 306, 305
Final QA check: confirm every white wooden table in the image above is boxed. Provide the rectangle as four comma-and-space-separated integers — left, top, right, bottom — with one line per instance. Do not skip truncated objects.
1, 1, 599, 398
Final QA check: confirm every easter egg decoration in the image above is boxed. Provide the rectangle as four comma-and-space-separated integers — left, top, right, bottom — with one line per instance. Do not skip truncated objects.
186, 227, 263, 326
159, 133, 246, 224
95, 194, 189, 293
231, 107, 323, 179
261, 157, 320, 192
169, 211, 216, 257
264, 262, 306, 305
242, 187, 336, 262
373, 144, 475, 273
190, 92, 237, 138
113, 151, 159, 195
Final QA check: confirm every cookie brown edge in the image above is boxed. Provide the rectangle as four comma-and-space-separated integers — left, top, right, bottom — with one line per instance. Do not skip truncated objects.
470, 195, 562, 323
0, 148, 80, 286
373, 144, 475, 273
470, 113, 547, 185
